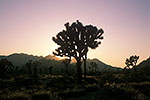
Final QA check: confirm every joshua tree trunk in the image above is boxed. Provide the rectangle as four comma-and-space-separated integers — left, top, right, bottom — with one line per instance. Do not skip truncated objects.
83, 54, 87, 79
76, 58, 82, 83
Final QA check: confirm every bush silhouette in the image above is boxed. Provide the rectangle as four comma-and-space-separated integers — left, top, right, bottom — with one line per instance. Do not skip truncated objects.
32, 91, 51, 100
48, 66, 53, 76
89, 62, 98, 73
0, 92, 29, 100
32, 60, 41, 75
25, 60, 33, 75
0, 59, 14, 77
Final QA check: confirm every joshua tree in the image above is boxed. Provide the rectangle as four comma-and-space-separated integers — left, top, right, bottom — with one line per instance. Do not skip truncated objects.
62, 58, 71, 75
89, 62, 98, 73
53, 20, 104, 82
88, 65, 92, 73
0, 59, 14, 77
33, 60, 41, 75
82, 54, 87, 79
48, 66, 53, 76
125, 55, 139, 72
82, 25, 104, 79
25, 60, 33, 75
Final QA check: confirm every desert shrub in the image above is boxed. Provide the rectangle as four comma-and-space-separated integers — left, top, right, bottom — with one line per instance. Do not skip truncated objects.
32, 91, 52, 100
85, 77, 98, 84
122, 86, 148, 100
0, 79, 14, 90
131, 82, 150, 97
0, 92, 29, 100
104, 83, 149, 100
85, 84, 100, 92
45, 76, 75, 90
58, 88, 86, 98
14, 76, 42, 88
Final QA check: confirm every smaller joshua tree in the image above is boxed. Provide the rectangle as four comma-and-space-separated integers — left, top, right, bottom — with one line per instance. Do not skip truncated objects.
33, 60, 41, 75
125, 55, 139, 72
62, 58, 71, 75
90, 62, 98, 73
48, 66, 53, 76
0, 59, 13, 77
25, 60, 33, 75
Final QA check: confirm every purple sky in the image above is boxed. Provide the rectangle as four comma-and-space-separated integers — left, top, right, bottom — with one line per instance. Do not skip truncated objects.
0, 0, 150, 67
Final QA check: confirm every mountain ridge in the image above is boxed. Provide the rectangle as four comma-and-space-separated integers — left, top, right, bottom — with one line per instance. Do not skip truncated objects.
0, 53, 121, 71
137, 57, 150, 75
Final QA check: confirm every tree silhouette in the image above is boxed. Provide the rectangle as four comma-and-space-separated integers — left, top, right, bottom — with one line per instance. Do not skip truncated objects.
25, 60, 33, 75
62, 58, 71, 75
83, 54, 87, 79
48, 66, 53, 76
89, 62, 98, 73
0, 59, 13, 77
125, 55, 139, 72
82, 26, 103, 78
52, 20, 104, 82
33, 60, 41, 75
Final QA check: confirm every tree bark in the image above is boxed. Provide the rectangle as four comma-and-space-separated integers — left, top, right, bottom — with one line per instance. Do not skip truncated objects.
83, 59, 86, 79
83, 54, 87, 79
76, 60, 82, 83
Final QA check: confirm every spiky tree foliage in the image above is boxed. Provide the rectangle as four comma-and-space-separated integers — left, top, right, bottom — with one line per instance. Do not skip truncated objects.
52, 20, 104, 82
125, 55, 139, 72
62, 58, 71, 75
0, 59, 13, 77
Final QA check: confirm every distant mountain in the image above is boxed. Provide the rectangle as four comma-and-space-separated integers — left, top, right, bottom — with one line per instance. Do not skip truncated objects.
137, 57, 150, 75
45, 55, 77, 63
85, 58, 121, 72
45, 55, 61, 60
1, 53, 150, 73
0, 53, 121, 72
0, 53, 43, 66
0, 55, 7, 59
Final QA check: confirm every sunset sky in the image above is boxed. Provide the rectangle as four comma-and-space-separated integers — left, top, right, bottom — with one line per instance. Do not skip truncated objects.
0, 0, 150, 67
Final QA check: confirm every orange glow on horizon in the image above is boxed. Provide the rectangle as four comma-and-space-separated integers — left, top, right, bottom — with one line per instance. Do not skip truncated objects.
0, 0, 149, 68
